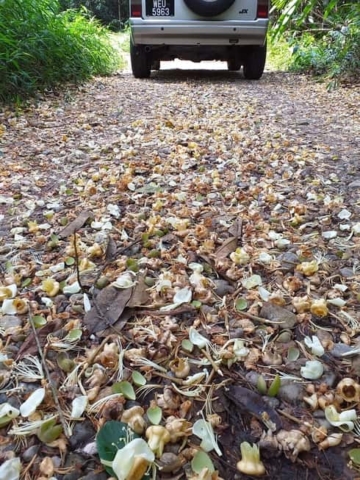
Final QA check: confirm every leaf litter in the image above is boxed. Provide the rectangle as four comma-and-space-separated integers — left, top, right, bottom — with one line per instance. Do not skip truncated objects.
0, 70, 360, 479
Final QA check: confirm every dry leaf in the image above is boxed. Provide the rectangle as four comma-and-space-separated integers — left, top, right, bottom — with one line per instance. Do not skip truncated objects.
58, 210, 93, 238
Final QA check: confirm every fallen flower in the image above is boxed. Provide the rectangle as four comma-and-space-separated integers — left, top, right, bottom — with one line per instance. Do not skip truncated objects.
236, 442, 265, 476
0, 457, 21, 480
20, 388, 45, 417
160, 286, 192, 311
324, 405, 357, 432
192, 419, 222, 456
112, 271, 137, 289
310, 299, 328, 317
300, 360, 324, 380
0, 403, 20, 427
146, 425, 171, 458
0, 284, 17, 301
304, 336, 324, 357
101, 438, 154, 480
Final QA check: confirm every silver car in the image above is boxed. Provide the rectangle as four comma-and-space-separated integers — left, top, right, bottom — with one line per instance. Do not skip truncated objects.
129, 0, 269, 79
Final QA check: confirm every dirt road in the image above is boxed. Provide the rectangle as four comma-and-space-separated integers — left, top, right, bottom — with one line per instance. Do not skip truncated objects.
1, 67, 360, 479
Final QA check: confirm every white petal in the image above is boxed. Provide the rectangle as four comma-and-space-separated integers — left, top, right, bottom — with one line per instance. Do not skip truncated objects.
70, 396, 88, 419
192, 420, 222, 456
107, 204, 121, 218
1, 299, 17, 315
325, 405, 356, 432
83, 293, 92, 313
20, 388, 45, 417
91, 221, 104, 230
3, 284, 17, 298
0, 457, 21, 480
258, 252, 272, 264
41, 297, 54, 307
300, 360, 324, 379
173, 287, 192, 304
242, 275, 262, 290
112, 272, 137, 289
268, 231, 281, 240
338, 209, 351, 220
327, 298, 346, 307
322, 231, 337, 239
189, 327, 210, 349
49, 262, 65, 273
110, 438, 154, 480
0, 403, 20, 420
353, 223, 360, 235
63, 282, 81, 294
258, 286, 270, 301
304, 336, 324, 357
275, 238, 291, 248
188, 262, 204, 273
334, 284, 348, 292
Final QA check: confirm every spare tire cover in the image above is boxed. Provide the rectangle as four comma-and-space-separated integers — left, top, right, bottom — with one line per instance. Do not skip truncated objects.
184, 0, 236, 17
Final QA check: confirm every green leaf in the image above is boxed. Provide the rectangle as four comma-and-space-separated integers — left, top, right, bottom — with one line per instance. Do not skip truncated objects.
66, 329, 82, 341
37, 419, 62, 443
96, 421, 139, 476
147, 406, 162, 425
132, 371, 146, 387
65, 257, 75, 266
182, 339, 194, 352
191, 300, 202, 309
32, 315, 47, 328
191, 451, 215, 474
349, 448, 360, 465
22, 278, 32, 287
267, 374, 281, 397
112, 381, 136, 400
126, 258, 139, 272
256, 375, 267, 395
235, 297, 248, 311
287, 347, 300, 362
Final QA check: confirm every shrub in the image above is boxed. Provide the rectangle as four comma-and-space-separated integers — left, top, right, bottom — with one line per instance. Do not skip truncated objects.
270, 1, 360, 84
0, 0, 121, 102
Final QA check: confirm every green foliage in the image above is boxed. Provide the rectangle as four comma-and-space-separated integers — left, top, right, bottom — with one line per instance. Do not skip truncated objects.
59, 0, 129, 28
267, 37, 293, 71
270, 0, 360, 84
0, 0, 121, 103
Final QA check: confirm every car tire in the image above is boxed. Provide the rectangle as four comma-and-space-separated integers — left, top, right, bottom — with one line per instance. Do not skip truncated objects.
130, 39, 151, 79
151, 60, 161, 71
184, 0, 235, 17
243, 44, 267, 80
227, 58, 241, 71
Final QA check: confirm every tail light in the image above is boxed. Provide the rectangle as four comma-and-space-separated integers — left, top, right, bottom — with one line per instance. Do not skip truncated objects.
131, 0, 142, 17
257, 0, 269, 18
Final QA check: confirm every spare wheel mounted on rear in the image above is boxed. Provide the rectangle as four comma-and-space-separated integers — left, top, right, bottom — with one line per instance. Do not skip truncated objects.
184, 0, 236, 17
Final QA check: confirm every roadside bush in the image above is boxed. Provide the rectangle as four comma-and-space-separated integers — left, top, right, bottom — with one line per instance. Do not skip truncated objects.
289, 25, 360, 83
270, 0, 360, 84
0, 0, 121, 102
58, 0, 129, 28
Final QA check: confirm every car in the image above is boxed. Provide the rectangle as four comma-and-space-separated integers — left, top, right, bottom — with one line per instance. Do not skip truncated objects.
129, 0, 269, 79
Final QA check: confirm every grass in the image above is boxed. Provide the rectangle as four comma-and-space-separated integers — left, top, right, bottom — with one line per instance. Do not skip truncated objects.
267, 37, 293, 71
0, 0, 124, 103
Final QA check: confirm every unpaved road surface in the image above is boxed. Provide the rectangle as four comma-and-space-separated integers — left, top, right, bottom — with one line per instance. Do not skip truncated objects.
1, 67, 360, 480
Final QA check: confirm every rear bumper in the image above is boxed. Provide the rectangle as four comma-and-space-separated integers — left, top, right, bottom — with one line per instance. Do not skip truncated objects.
130, 19, 268, 46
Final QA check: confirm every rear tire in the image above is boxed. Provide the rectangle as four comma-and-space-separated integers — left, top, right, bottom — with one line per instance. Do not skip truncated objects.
130, 39, 151, 79
227, 58, 241, 71
243, 44, 267, 80
151, 60, 160, 71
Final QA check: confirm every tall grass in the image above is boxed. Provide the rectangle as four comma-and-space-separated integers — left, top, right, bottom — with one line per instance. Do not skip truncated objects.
0, 0, 121, 102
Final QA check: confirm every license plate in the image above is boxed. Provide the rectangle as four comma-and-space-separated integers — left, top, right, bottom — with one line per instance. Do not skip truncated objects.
146, 0, 174, 16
